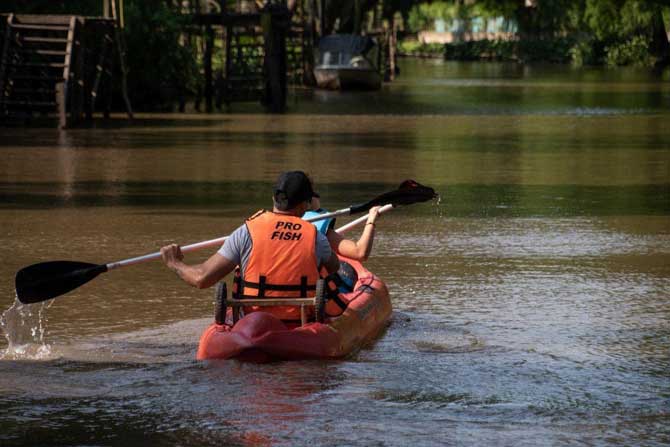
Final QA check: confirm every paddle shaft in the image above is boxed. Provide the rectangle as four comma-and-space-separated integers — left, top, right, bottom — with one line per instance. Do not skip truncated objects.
303, 204, 366, 222
105, 205, 393, 271
335, 204, 394, 234
106, 236, 227, 270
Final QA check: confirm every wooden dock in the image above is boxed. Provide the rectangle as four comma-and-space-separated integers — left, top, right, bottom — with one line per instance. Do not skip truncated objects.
0, 13, 132, 128
192, 4, 304, 113
0, 2, 397, 122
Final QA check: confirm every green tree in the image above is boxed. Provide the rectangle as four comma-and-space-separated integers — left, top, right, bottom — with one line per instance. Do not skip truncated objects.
123, 0, 201, 109
583, 0, 668, 66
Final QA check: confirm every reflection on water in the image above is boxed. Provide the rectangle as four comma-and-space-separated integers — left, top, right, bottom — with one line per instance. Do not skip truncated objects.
0, 59, 669, 446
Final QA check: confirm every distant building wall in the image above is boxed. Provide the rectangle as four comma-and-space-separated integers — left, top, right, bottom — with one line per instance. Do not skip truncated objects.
417, 16, 518, 44
418, 31, 518, 44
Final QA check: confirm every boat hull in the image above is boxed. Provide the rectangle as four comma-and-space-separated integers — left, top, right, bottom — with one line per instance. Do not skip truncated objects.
196, 259, 391, 362
314, 67, 382, 91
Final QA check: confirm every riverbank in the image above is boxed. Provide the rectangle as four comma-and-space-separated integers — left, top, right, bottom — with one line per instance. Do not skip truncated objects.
399, 36, 670, 67
399, 37, 576, 64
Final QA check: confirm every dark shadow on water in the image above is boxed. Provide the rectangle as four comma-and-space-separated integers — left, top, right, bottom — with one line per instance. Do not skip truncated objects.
0, 181, 667, 217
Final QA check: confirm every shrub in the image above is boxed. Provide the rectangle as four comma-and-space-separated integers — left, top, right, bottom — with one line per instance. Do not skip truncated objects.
517, 37, 574, 63
605, 35, 656, 67
444, 40, 516, 61
399, 40, 444, 56
570, 39, 595, 66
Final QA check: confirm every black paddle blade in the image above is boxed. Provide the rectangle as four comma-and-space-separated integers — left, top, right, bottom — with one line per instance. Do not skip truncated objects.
389, 180, 438, 206
351, 180, 438, 213
15, 261, 108, 304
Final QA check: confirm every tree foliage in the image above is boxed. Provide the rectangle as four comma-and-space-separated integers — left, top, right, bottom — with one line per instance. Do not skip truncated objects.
395, 0, 669, 67
123, 0, 201, 110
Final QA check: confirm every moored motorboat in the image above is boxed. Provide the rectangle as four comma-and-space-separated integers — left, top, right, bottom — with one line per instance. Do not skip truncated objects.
314, 34, 382, 91
196, 257, 391, 362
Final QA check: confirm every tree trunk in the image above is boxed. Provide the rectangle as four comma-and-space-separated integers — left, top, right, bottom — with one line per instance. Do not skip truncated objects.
650, 7, 670, 67
514, 0, 535, 40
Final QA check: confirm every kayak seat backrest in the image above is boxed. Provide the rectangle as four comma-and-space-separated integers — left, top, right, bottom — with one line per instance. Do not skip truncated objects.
225, 278, 328, 326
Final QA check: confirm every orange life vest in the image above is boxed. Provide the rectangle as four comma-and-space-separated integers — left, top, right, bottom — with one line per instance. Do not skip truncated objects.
233, 210, 320, 320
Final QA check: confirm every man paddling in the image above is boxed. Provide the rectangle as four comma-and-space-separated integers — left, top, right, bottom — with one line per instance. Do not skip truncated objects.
160, 171, 340, 321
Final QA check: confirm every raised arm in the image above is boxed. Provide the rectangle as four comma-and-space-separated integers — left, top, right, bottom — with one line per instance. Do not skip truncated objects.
326, 206, 380, 261
161, 245, 237, 289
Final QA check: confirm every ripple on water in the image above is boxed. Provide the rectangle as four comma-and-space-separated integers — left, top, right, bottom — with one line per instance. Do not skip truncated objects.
370, 389, 503, 408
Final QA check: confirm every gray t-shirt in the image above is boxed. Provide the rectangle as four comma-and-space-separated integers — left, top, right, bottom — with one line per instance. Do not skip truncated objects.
218, 223, 332, 276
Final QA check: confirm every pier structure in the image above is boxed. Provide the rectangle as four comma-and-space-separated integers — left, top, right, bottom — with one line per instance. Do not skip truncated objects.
189, 1, 397, 110
189, 0, 309, 113
0, 1, 398, 123
0, 0, 132, 128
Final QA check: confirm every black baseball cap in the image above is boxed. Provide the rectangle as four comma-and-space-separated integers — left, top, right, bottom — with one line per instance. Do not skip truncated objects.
273, 171, 318, 210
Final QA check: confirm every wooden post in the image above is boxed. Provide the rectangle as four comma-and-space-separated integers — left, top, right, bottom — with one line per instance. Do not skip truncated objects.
353, 0, 362, 35
56, 83, 66, 129
83, 21, 93, 122
377, 31, 382, 77
319, 0, 325, 36
262, 7, 287, 113
70, 18, 85, 127
109, 0, 133, 118
224, 23, 232, 107
104, 41, 114, 119
114, 24, 133, 118
302, 0, 316, 86
204, 24, 214, 113
90, 30, 112, 117
58, 16, 77, 128
0, 14, 14, 114
389, 17, 396, 82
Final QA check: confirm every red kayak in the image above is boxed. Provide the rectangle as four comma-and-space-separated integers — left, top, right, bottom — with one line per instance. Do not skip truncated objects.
196, 258, 392, 362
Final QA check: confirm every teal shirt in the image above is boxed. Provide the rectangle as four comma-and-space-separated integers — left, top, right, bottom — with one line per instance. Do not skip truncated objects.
303, 209, 335, 235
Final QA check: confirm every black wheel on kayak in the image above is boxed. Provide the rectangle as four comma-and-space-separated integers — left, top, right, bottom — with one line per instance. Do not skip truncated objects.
214, 282, 228, 325
314, 279, 326, 323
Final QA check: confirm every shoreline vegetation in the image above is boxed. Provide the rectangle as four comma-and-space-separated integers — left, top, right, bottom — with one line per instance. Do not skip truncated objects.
398, 36, 670, 66
398, 1, 670, 68
2, 0, 668, 112
398, 38, 575, 64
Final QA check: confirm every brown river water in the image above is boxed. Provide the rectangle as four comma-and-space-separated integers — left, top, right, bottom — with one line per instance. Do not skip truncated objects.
1, 59, 669, 446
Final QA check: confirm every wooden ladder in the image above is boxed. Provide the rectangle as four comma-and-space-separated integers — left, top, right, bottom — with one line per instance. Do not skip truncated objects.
0, 13, 132, 127
0, 14, 81, 126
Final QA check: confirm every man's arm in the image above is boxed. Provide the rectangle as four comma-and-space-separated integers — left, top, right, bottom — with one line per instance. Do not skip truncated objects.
161, 245, 237, 289
315, 230, 340, 275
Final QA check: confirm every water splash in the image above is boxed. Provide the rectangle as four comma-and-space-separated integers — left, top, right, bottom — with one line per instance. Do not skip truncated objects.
0, 294, 53, 360
433, 192, 444, 218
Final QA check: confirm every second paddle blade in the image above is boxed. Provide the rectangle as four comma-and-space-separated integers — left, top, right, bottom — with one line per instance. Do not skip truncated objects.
394, 180, 438, 205
15, 261, 108, 304
370, 180, 438, 208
